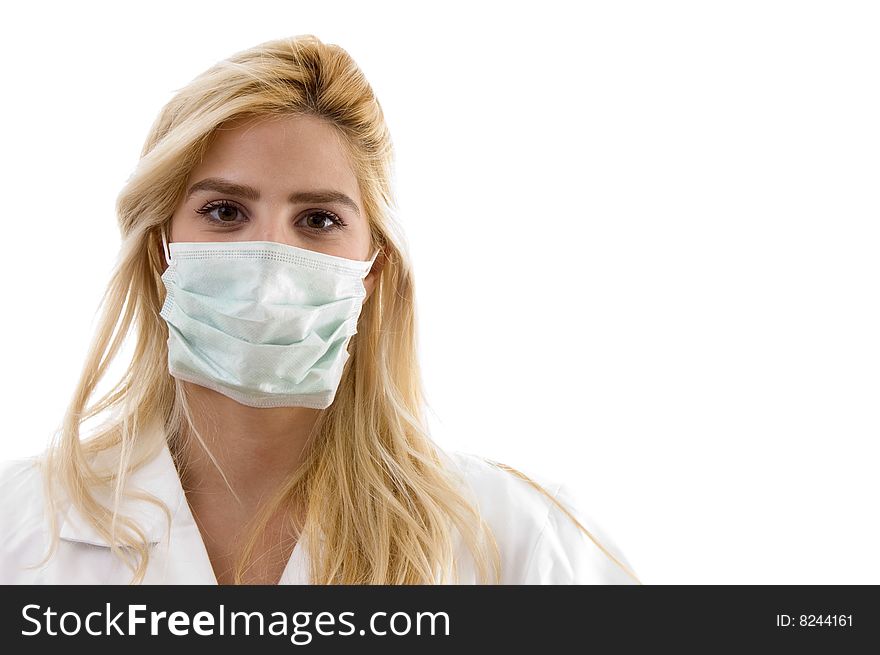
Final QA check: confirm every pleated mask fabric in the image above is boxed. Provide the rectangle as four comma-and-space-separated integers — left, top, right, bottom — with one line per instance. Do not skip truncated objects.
158, 228, 379, 409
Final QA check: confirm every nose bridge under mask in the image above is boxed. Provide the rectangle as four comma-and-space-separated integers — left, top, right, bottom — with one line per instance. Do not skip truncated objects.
159, 224, 379, 268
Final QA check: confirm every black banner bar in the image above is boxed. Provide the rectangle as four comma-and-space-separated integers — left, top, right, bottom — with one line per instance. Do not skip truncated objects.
1, 585, 874, 652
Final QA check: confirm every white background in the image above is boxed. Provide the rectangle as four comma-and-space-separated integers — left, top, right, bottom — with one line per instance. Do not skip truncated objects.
1, 1, 877, 584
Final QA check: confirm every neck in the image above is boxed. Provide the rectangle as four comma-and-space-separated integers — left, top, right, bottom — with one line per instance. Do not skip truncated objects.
174, 382, 321, 510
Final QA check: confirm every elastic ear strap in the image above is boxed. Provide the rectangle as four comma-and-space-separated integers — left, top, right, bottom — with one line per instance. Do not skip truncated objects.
161, 225, 172, 265
368, 248, 381, 266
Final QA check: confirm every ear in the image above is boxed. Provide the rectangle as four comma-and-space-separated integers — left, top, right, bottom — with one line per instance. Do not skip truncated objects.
155, 226, 171, 273
363, 250, 386, 300
157, 226, 170, 274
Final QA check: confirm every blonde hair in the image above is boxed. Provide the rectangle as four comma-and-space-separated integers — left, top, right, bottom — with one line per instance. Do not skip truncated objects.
33, 34, 639, 585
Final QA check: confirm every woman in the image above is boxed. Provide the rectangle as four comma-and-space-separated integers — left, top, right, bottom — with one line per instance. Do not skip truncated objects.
0, 34, 640, 585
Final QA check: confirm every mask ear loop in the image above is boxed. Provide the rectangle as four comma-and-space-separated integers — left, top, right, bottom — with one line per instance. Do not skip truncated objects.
161, 225, 172, 266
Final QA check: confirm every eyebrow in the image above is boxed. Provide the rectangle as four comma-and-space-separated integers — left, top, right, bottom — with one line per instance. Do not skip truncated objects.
185, 177, 361, 217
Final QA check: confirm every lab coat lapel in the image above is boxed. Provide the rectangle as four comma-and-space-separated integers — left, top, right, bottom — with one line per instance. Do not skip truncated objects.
58, 433, 183, 547
56, 422, 313, 584
56, 421, 219, 583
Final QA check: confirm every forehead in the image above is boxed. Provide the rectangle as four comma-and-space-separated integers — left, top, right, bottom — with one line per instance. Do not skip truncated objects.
191, 114, 360, 198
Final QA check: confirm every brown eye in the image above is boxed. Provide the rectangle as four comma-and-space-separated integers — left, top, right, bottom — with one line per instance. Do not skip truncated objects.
213, 205, 239, 222
299, 210, 347, 232
195, 200, 247, 226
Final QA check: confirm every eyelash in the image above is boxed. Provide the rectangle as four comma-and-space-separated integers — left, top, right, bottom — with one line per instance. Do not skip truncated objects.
195, 199, 348, 232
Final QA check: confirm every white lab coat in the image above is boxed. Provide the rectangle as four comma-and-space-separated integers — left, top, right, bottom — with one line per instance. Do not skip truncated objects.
0, 439, 639, 585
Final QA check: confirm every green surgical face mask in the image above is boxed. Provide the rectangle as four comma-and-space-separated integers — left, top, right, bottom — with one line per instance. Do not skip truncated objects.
159, 226, 379, 409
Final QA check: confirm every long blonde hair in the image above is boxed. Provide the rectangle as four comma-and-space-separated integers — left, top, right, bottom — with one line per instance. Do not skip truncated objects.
33, 34, 638, 585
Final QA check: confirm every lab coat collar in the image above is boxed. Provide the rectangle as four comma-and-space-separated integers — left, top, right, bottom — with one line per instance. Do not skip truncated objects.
58, 422, 187, 548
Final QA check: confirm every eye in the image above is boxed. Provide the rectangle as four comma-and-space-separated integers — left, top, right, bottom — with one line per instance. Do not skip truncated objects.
195, 199, 247, 226
193, 202, 348, 232
298, 210, 348, 233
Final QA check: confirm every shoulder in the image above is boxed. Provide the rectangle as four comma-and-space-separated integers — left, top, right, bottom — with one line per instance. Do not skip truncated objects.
443, 450, 640, 585
0, 455, 52, 582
